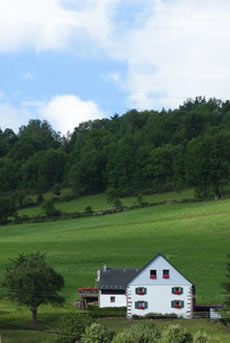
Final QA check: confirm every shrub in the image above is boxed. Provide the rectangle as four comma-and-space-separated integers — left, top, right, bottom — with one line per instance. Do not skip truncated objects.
53, 184, 61, 196
145, 312, 177, 319
84, 206, 93, 215
127, 321, 161, 343
112, 321, 160, 343
54, 313, 92, 343
42, 199, 61, 217
112, 331, 134, 343
37, 193, 44, 204
193, 331, 210, 343
161, 325, 192, 343
83, 322, 114, 343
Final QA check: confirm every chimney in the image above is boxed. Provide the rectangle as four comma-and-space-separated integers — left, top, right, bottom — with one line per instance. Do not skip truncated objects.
103, 264, 107, 272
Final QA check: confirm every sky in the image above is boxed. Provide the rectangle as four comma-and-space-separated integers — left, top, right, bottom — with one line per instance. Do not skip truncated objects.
1, 0, 230, 135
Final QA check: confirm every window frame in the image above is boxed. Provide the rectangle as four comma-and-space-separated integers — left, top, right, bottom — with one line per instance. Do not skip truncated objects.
110, 296, 115, 303
150, 269, 157, 279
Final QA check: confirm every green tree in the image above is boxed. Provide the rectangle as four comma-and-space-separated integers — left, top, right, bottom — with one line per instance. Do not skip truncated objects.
0, 196, 16, 224
2, 252, 64, 322
42, 199, 61, 217
185, 131, 230, 200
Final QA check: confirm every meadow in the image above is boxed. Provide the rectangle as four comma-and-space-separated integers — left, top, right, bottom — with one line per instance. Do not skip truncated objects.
1, 190, 230, 342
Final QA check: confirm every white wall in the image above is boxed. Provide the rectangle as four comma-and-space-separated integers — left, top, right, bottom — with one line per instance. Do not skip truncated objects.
129, 255, 193, 286
99, 291, 126, 308
127, 285, 193, 318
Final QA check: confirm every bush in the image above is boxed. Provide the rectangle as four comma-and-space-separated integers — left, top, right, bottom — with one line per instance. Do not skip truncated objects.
112, 321, 161, 343
161, 325, 192, 343
53, 184, 61, 196
112, 331, 134, 343
54, 313, 92, 343
84, 206, 93, 215
83, 322, 114, 343
144, 312, 177, 319
37, 193, 44, 204
87, 306, 126, 318
193, 331, 210, 343
42, 199, 61, 217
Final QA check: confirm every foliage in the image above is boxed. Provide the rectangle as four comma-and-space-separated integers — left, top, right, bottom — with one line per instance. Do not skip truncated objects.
83, 322, 114, 343
54, 313, 92, 343
2, 252, 65, 322
193, 331, 210, 343
161, 325, 192, 343
84, 206, 93, 215
42, 199, 61, 217
0, 196, 16, 223
2, 97, 230, 198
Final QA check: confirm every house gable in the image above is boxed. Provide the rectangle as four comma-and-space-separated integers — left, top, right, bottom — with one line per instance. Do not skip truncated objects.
127, 254, 193, 286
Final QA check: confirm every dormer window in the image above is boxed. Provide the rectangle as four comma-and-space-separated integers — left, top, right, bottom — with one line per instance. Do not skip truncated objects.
163, 269, 169, 279
171, 300, 184, 309
172, 287, 183, 295
150, 269, 157, 279
136, 287, 147, 295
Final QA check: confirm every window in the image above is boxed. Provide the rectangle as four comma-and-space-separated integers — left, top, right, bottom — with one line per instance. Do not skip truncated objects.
136, 287, 147, 295
171, 300, 184, 309
110, 296, 115, 303
150, 269, 157, 279
172, 287, 183, 295
135, 301, 148, 310
163, 269, 169, 278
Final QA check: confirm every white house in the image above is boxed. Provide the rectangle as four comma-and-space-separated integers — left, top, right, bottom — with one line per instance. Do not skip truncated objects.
98, 254, 195, 319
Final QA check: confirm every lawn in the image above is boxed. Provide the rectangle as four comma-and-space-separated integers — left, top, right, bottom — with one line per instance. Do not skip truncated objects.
18, 188, 195, 217
1, 194, 230, 342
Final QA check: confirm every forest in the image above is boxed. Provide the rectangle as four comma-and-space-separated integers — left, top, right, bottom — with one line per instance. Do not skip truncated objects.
1, 96, 230, 203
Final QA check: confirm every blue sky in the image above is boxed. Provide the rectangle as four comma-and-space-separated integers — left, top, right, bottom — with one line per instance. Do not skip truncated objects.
1, 0, 230, 134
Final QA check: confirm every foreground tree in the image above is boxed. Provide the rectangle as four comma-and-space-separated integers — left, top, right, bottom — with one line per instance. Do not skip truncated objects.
2, 252, 64, 322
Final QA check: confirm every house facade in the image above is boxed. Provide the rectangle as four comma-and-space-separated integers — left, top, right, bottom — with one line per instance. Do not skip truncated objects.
98, 254, 195, 319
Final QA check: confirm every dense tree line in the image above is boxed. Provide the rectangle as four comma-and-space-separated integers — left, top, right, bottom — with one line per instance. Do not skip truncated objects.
1, 97, 230, 201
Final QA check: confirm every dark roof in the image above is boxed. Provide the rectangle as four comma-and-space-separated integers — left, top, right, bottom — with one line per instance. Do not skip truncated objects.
99, 268, 140, 290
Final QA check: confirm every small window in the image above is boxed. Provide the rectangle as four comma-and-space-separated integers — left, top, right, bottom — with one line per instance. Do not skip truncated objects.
110, 296, 115, 303
171, 300, 184, 309
150, 269, 157, 279
163, 269, 169, 278
135, 301, 148, 310
172, 287, 183, 295
136, 287, 147, 295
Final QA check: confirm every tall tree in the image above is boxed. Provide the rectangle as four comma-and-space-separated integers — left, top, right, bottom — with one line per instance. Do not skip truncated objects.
2, 252, 65, 322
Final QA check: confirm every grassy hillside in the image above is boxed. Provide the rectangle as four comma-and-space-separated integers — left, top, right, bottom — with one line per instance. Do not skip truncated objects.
1, 194, 229, 303
1, 194, 230, 342
18, 188, 195, 217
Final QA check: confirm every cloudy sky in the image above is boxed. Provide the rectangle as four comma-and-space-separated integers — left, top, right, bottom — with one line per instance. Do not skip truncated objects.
1, 0, 230, 134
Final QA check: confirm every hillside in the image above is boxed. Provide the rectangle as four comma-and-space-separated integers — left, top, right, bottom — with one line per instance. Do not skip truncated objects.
1, 195, 229, 305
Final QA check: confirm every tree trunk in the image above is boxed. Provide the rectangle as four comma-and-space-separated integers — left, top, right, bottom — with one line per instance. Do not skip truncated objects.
30, 307, 38, 323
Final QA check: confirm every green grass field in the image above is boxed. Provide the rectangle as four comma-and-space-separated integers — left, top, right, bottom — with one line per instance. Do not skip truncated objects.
1, 191, 230, 342
18, 188, 195, 217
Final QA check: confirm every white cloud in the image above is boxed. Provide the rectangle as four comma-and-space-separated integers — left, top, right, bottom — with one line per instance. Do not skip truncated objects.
0, 103, 32, 132
38, 95, 104, 134
0, 0, 116, 53
0, 95, 103, 134
1, 0, 230, 110
111, 0, 230, 109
